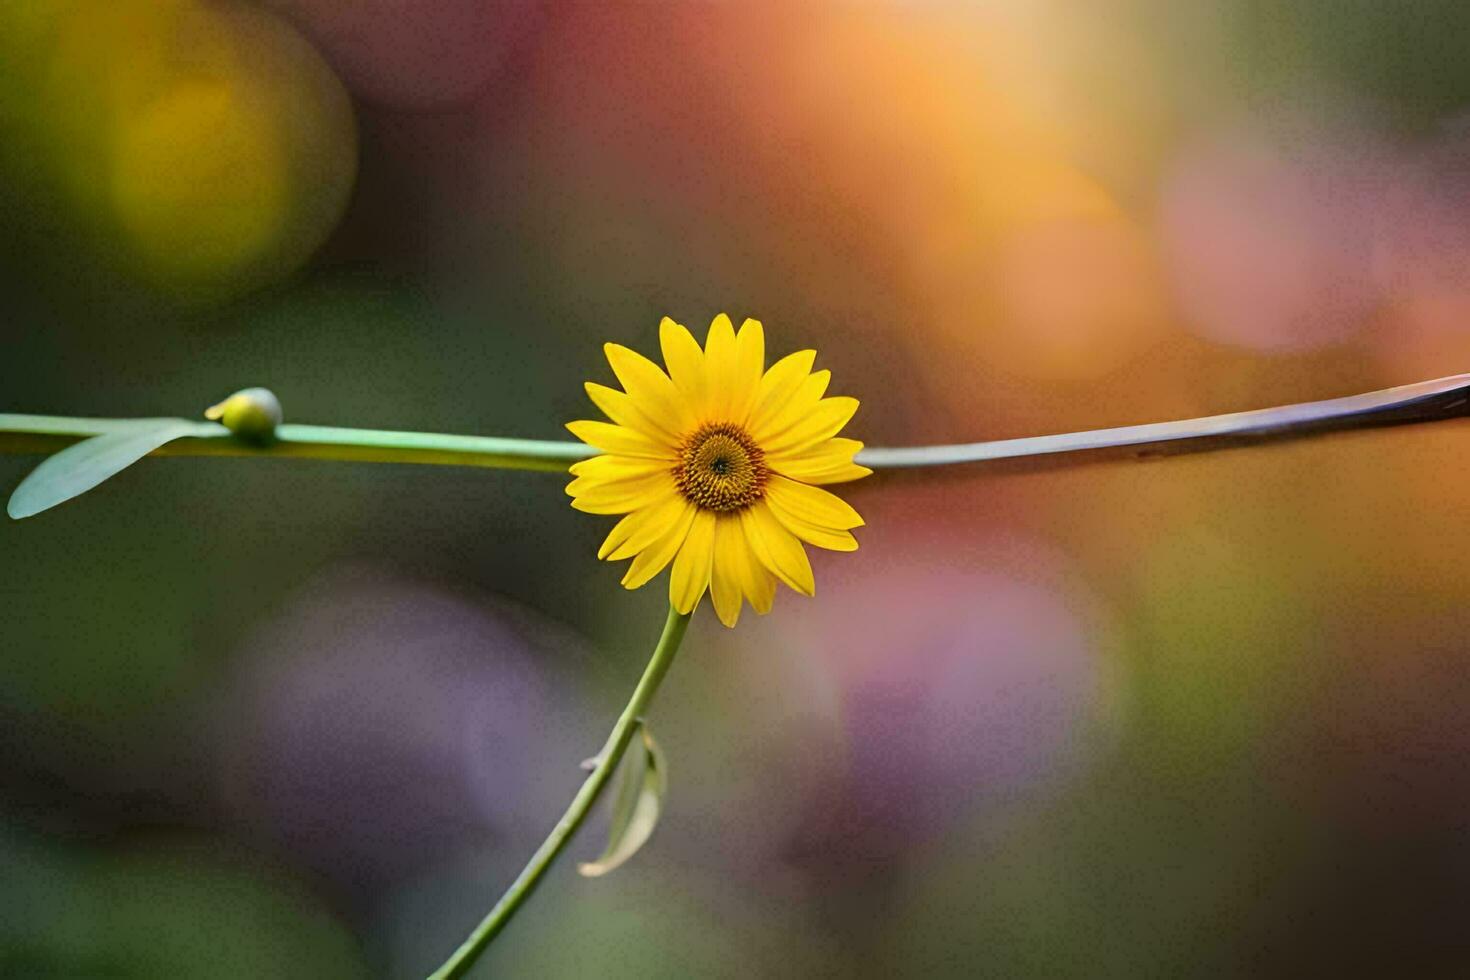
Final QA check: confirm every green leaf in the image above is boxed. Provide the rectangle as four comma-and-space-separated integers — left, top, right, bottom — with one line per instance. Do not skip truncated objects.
7, 419, 213, 519
578, 723, 667, 878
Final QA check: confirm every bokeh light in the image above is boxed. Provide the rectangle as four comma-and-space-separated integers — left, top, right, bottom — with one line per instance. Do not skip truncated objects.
262, 0, 545, 109
1159, 119, 1387, 353
213, 566, 598, 898
788, 532, 1117, 862
6, 0, 355, 299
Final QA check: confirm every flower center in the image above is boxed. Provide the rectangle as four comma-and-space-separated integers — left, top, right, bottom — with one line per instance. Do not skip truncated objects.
674, 422, 768, 512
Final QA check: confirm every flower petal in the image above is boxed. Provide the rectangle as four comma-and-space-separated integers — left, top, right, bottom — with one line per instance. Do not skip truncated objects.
741, 553, 777, 614
669, 508, 717, 613
764, 474, 864, 529
584, 382, 680, 443
597, 510, 641, 561
765, 502, 860, 552
703, 313, 738, 420
739, 500, 815, 596
749, 349, 816, 437
767, 437, 870, 484
736, 519, 777, 613
566, 420, 676, 459
760, 396, 859, 457
569, 453, 671, 481
621, 502, 697, 590
603, 493, 690, 560
565, 464, 668, 497
659, 317, 707, 414
729, 318, 765, 425
709, 516, 746, 627
569, 470, 674, 514
604, 343, 693, 434
770, 461, 872, 485
754, 370, 831, 444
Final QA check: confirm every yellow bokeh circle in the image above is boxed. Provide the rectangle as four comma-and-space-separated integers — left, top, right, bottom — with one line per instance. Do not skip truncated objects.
112, 80, 288, 283
29, 0, 356, 299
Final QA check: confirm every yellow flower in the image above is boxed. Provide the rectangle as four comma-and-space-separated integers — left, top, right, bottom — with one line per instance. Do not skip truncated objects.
567, 314, 871, 627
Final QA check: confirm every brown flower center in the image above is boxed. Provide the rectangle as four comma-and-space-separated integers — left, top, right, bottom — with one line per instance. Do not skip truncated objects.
674, 422, 768, 512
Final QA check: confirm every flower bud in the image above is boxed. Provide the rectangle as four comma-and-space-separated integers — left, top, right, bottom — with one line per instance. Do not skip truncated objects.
205, 387, 283, 443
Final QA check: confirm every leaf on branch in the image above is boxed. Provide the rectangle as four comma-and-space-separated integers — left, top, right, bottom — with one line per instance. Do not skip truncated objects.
578, 723, 667, 878
7, 419, 212, 519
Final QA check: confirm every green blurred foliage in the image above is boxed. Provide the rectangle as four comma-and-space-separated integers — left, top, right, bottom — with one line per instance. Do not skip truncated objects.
0, 831, 365, 978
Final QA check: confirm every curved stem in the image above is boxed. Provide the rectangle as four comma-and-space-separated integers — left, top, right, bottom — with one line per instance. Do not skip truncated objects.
428, 605, 692, 980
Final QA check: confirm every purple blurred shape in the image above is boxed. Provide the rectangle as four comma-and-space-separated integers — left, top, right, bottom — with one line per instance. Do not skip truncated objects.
213, 565, 590, 899
1373, 120, 1470, 316
787, 535, 1114, 867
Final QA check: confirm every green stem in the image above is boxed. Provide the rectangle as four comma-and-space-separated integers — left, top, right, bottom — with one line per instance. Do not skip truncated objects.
0, 416, 592, 473
428, 605, 692, 980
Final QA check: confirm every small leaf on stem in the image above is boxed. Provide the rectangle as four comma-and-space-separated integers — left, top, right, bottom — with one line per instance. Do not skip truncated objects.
577, 723, 667, 878
7, 419, 216, 519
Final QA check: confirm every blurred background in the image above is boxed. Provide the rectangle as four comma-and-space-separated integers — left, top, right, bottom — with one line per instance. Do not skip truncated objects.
4, 1, 1470, 976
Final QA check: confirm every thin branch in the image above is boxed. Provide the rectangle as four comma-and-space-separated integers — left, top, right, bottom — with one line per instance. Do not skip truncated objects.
3, 373, 1467, 476
858, 372, 1470, 469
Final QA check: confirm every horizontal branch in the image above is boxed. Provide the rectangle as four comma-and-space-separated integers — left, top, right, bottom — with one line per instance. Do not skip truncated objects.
3, 372, 1468, 477
859, 372, 1470, 468
0, 417, 589, 474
